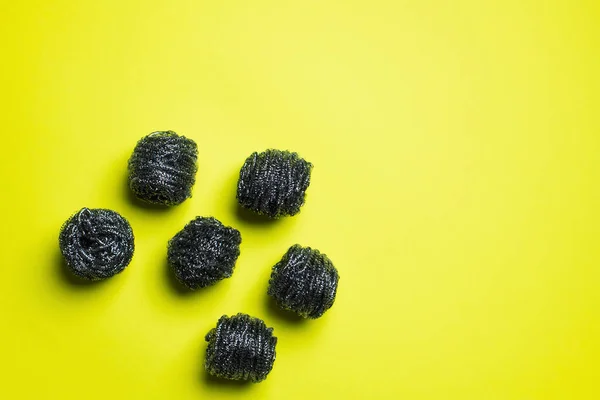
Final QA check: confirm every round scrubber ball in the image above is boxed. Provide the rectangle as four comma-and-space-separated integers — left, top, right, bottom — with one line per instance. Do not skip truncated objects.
237, 149, 312, 218
268, 245, 339, 319
168, 217, 242, 290
128, 131, 198, 206
59, 208, 135, 280
205, 313, 277, 383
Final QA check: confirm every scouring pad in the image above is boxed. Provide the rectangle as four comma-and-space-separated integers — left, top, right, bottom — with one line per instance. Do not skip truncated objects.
268, 244, 339, 318
128, 131, 198, 206
168, 217, 242, 290
205, 313, 277, 383
237, 149, 312, 218
59, 208, 134, 280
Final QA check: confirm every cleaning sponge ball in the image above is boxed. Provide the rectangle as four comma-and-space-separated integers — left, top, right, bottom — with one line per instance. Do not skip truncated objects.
128, 131, 198, 206
205, 313, 277, 383
268, 244, 339, 318
59, 208, 135, 280
237, 149, 312, 218
168, 217, 242, 290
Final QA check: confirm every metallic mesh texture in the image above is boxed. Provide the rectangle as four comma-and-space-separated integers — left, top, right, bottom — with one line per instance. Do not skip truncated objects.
168, 217, 242, 290
128, 131, 198, 206
59, 208, 135, 280
268, 244, 339, 319
205, 313, 277, 383
236, 149, 312, 218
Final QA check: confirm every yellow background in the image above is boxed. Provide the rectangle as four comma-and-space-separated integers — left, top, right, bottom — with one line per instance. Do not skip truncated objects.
1, 1, 599, 399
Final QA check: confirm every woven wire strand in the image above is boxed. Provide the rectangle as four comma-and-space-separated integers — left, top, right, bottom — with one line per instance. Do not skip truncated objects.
128, 131, 198, 206
237, 149, 312, 218
59, 208, 135, 280
205, 313, 277, 383
268, 244, 339, 318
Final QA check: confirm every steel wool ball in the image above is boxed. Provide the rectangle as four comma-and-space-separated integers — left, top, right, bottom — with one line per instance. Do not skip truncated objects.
237, 149, 312, 218
268, 244, 339, 319
59, 208, 135, 280
205, 313, 277, 383
128, 131, 198, 206
168, 217, 242, 290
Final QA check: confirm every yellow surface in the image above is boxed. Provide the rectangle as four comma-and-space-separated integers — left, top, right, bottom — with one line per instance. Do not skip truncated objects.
1, 1, 599, 399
